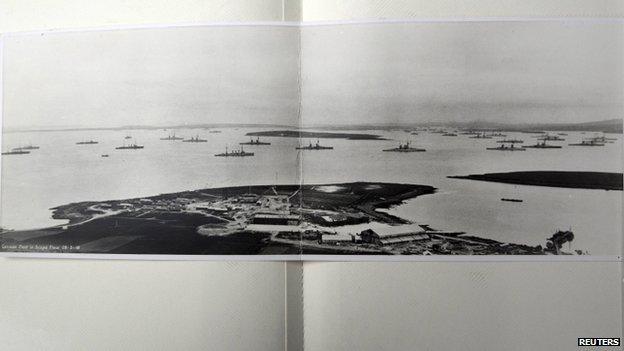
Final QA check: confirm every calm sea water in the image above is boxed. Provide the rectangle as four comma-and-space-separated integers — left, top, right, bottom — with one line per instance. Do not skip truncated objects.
1, 128, 621, 255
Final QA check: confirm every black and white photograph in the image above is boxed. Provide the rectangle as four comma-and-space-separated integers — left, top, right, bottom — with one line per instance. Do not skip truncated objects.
1, 21, 622, 257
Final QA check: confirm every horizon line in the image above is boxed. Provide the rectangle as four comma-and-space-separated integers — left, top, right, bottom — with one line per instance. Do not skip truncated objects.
3, 118, 621, 133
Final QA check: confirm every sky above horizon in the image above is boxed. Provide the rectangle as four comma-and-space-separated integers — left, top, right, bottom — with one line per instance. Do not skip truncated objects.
2, 21, 623, 130
302, 21, 623, 125
2, 26, 300, 130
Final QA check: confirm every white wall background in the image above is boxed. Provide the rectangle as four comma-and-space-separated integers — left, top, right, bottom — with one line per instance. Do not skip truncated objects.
1, 1, 622, 351
303, 261, 622, 351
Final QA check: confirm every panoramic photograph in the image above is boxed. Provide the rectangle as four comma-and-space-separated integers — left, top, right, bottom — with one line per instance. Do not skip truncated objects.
1, 21, 622, 257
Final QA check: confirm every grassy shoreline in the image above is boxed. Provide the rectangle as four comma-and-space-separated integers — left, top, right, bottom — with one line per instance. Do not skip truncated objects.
449, 171, 622, 191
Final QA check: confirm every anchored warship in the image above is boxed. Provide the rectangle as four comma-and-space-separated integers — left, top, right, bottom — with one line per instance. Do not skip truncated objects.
382, 141, 425, 152
10, 144, 40, 151
214, 145, 254, 157
537, 135, 565, 141
160, 132, 184, 141
469, 133, 493, 139
183, 135, 207, 143
296, 139, 333, 150
2, 149, 30, 155
76, 140, 99, 145
568, 140, 605, 147
116, 140, 144, 149
486, 144, 525, 151
17, 144, 40, 150
497, 139, 524, 144
589, 136, 616, 143
240, 137, 271, 145
524, 140, 562, 149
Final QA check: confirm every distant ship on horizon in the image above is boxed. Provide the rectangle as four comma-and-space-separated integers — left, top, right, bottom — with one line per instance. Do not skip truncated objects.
76, 140, 99, 145
497, 139, 524, 144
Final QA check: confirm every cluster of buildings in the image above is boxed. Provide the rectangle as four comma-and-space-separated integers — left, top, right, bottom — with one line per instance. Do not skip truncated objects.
317, 226, 438, 247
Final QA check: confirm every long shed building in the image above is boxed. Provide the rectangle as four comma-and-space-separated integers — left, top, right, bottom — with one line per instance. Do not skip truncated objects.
360, 227, 429, 246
